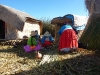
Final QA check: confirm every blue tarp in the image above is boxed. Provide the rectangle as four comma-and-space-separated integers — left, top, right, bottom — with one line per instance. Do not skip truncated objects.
74, 24, 86, 30
63, 14, 74, 26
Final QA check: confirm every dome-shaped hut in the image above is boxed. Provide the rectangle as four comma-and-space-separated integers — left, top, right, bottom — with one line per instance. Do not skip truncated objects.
0, 4, 42, 40
79, 0, 100, 50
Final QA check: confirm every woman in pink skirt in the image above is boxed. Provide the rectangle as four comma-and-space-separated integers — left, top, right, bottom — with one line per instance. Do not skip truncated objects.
58, 21, 78, 53
24, 31, 42, 53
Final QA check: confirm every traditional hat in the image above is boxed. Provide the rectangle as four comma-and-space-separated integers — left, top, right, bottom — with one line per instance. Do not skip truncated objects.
44, 31, 51, 36
30, 31, 36, 36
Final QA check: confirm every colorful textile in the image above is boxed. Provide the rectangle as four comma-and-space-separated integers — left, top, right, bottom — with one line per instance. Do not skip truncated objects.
42, 41, 53, 48
33, 44, 41, 50
24, 44, 41, 52
58, 24, 72, 35
58, 29, 78, 51
30, 46, 36, 50
41, 36, 54, 44
24, 45, 32, 52
27, 36, 38, 46
24, 36, 41, 52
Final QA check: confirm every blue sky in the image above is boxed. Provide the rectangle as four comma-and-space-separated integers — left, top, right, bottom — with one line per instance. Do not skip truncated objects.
0, 0, 88, 20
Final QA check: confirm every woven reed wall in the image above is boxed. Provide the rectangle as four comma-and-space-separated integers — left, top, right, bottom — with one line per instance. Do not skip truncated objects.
79, 12, 100, 50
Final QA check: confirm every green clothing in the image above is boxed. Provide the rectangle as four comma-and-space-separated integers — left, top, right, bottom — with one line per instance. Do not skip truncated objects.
27, 36, 38, 46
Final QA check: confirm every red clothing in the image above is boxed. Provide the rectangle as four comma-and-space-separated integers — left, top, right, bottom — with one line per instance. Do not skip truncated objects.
42, 41, 52, 48
59, 29, 78, 51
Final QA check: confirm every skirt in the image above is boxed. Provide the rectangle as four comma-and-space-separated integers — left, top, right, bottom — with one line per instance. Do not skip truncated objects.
58, 29, 78, 51
42, 41, 53, 48
24, 44, 41, 52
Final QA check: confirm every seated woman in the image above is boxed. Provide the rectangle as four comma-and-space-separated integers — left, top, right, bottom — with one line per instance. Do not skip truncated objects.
24, 31, 41, 53
41, 31, 54, 49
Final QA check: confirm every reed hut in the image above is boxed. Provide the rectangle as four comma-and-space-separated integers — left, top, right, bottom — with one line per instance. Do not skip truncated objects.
51, 17, 62, 43
79, 0, 100, 50
85, 0, 100, 14
0, 4, 42, 39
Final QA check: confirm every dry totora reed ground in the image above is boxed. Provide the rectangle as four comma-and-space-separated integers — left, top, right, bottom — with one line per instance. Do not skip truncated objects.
0, 45, 100, 75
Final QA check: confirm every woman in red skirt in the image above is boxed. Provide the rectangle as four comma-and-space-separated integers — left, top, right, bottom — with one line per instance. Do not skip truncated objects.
41, 31, 54, 49
58, 21, 78, 52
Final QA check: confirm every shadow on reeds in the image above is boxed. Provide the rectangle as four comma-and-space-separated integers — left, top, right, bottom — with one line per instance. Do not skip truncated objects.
15, 54, 100, 75
0, 45, 59, 59
0, 45, 100, 75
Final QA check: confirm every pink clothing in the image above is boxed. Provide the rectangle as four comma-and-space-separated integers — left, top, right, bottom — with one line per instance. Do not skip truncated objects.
24, 44, 41, 52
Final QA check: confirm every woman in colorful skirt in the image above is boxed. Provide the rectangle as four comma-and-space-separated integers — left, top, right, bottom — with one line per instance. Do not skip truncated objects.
24, 31, 42, 58
41, 31, 54, 49
58, 21, 78, 53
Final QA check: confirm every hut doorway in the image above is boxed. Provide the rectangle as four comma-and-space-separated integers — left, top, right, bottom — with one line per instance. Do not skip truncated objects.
0, 20, 5, 39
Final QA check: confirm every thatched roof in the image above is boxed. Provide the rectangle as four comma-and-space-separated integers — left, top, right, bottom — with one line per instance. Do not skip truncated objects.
85, 0, 100, 14
51, 16, 72, 26
81, 12, 100, 38
51, 17, 64, 25
0, 4, 40, 31
79, 12, 100, 50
